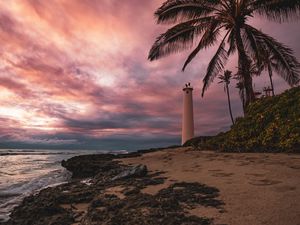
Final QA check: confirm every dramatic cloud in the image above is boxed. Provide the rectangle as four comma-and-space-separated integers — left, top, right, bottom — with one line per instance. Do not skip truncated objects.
0, 0, 299, 150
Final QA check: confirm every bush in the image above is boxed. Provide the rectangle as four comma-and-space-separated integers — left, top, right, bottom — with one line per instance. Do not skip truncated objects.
191, 87, 300, 153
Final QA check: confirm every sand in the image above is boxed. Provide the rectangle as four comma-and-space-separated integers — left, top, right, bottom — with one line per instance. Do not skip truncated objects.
120, 147, 300, 225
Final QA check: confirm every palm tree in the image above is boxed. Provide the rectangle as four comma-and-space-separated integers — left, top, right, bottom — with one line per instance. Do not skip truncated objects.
218, 70, 234, 125
235, 61, 261, 110
235, 80, 246, 112
148, 0, 300, 109
259, 53, 277, 96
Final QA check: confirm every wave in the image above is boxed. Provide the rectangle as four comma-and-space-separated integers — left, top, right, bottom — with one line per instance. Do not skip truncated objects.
0, 168, 71, 222
2, 169, 71, 195
0, 148, 128, 222
0, 149, 128, 156
0, 152, 75, 156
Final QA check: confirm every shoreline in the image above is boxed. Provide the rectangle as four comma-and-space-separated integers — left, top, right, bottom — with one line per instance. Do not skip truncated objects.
2, 147, 300, 225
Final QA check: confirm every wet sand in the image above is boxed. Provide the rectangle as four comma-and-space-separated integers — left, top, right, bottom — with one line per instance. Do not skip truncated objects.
120, 147, 300, 225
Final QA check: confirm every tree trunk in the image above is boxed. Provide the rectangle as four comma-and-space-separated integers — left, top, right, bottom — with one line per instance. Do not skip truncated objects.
226, 84, 235, 125
241, 90, 245, 114
235, 29, 255, 109
268, 64, 275, 96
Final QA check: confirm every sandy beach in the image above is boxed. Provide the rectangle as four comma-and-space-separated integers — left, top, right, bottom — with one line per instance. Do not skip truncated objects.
121, 147, 300, 225
3, 147, 300, 225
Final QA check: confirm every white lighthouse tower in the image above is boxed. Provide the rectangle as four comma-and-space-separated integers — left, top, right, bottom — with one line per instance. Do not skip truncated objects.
182, 83, 194, 145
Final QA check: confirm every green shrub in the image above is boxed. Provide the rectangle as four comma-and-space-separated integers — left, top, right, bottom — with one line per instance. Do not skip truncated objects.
191, 87, 300, 153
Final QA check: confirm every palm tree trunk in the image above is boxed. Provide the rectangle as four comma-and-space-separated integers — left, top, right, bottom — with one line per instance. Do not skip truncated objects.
226, 84, 234, 125
235, 30, 255, 109
268, 64, 275, 96
241, 89, 245, 114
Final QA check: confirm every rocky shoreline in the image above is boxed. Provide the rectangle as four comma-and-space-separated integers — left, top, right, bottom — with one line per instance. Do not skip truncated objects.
1, 149, 224, 225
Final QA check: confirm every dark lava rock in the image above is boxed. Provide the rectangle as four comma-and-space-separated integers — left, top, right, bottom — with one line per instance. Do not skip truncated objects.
61, 154, 120, 179
81, 182, 222, 225
111, 164, 147, 180
4, 152, 225, 225
3, 187, 74, 225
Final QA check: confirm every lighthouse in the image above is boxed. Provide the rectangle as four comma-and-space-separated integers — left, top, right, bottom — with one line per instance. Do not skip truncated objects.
182, 83, 194, 145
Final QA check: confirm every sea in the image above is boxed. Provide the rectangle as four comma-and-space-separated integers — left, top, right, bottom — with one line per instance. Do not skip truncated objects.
0, 149, 127, 222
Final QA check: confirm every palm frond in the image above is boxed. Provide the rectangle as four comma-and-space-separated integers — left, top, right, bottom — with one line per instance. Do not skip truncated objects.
155, 0, 220, 24
259, 51, 278, 72
243, 26, 264, 66
251, 0, 300, 22
148, 17, 213, 61
227, 29, 236, 55
182, 20, 221, 71
202, 40, 228, 96
244, 25, 300, 86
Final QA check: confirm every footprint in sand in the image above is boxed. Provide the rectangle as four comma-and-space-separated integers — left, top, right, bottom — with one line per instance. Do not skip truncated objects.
249, 179, 282, 186
289, 165, 300, 170
273, 185, 297, 192
208, 169, 223, 172
208, 169, 234, 177
182, 169, 195, 172
244, 157, 259, 161
246, 173, 265, 177
237, 162, 251, 166
192, 164, 201, 169
162, 156, 172, 163
211, 172, 234, 178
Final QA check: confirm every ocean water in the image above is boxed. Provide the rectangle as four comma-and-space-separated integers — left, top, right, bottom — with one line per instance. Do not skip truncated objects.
0, 149, 126, 222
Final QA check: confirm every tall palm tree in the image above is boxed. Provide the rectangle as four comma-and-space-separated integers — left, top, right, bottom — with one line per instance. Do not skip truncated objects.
259, 53, 277, 96
218, 70, 234, 125
148, 0, 300, 108
235, 80, 246, 112
235, 61, 261, 110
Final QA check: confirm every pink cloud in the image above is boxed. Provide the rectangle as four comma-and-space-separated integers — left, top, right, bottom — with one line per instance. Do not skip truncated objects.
0, 0, 299, 149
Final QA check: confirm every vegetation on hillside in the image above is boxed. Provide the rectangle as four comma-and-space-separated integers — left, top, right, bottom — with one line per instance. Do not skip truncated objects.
185, 87, 300, 152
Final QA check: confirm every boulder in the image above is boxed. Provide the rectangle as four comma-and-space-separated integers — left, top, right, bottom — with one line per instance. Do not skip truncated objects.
112, 165, 147, 181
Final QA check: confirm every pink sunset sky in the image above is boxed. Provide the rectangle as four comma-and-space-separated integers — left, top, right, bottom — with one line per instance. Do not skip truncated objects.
0, 0, 299, 150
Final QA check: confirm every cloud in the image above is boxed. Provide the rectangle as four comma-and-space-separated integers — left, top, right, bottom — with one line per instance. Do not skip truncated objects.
0, 0, 299, 150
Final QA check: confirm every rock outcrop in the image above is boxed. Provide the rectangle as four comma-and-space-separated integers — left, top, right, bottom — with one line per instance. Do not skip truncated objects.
2, 153, 224, 225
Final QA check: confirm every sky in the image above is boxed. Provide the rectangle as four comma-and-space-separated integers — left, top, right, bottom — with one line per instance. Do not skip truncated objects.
0, 0, 299, 151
